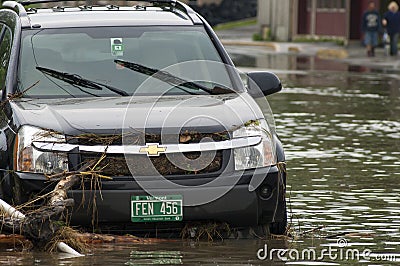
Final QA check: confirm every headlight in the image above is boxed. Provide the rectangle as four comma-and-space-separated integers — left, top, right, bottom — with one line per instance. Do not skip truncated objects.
15, 125, 69, 174
233, 119, 276, 170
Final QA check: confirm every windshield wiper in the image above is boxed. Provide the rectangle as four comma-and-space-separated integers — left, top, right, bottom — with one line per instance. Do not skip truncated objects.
114, 59, 232, 95
36, 66, 129, 96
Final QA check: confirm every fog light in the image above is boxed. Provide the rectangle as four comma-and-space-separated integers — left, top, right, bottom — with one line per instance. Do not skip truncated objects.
259, 185, 272, 199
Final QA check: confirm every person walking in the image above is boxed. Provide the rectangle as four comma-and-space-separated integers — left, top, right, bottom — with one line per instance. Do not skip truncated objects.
382, 1, 400, 56
362, 1, 381, 57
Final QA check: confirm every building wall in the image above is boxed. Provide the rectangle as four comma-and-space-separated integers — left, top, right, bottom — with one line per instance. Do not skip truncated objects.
257, 0, 292, 41
257, 0, 271, 27
297, 0, 385, 40
297, 0, 309, 34
259, 0, 383, 41
315, 11, 347, 36
296, 0, 349, 37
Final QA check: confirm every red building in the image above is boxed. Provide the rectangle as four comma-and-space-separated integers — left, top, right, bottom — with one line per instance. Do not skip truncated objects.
296, 0, 391, 41
258, 0, 395, 42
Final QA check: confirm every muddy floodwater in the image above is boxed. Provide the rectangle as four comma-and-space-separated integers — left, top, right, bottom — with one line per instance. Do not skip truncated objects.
1, 50, 400, 265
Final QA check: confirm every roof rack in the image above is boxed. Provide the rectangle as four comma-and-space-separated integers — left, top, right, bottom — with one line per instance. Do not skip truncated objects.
145, 0, 202, 24
1, 0, 202, 24
2, 1, 27, 16
17, 0, 180, 7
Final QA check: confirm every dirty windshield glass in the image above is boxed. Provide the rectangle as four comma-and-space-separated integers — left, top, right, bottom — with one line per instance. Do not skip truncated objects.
18, 26, 235, 97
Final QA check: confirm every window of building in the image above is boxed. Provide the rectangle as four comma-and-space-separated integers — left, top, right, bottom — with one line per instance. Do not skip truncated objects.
307, 0, 346, 10
317, 0, 346, 9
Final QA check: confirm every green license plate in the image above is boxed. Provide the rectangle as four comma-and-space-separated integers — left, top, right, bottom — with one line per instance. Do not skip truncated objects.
131, 195, 183, 223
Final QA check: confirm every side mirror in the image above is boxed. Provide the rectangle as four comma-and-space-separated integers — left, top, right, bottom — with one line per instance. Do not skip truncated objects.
247, 71, 282, 97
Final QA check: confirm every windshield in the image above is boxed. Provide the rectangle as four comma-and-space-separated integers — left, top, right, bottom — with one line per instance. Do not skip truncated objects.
18, 26, 237, 98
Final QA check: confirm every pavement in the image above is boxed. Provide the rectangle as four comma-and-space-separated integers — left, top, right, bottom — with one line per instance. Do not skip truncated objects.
215, 24, 400, 71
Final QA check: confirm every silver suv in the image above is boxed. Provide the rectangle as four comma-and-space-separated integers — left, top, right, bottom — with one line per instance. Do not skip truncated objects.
0, 0, 287, 235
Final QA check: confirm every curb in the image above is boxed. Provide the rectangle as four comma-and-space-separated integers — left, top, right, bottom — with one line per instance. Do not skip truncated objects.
220, 40, 277, 51
221, 40, 350, 59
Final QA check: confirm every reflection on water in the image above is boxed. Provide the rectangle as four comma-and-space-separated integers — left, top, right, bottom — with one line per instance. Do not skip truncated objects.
268, 66, 400, 264
229, 48, 349, 72
126, 250, 183, 265
1, 52, 400, 265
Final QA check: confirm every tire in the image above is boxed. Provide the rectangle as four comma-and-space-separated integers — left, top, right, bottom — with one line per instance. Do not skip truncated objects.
269, 200, 288, 235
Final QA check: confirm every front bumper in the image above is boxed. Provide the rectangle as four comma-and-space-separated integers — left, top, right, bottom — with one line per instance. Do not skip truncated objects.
11, 166, 286, 228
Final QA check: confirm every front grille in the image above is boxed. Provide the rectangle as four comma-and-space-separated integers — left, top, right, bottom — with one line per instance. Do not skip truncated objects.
68, 131, 230, 146
71, 131, 229, 176
81, 151, 223, 177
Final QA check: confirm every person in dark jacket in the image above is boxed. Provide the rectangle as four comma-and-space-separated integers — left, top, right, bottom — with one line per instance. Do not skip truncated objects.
383, 1, 400, 56
362, 1, 381, 57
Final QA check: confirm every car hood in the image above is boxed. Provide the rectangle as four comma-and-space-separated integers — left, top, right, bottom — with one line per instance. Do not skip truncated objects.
10, 93, 264, 135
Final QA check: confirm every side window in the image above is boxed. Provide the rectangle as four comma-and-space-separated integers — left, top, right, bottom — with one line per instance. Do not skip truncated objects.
0, 25, 12, 90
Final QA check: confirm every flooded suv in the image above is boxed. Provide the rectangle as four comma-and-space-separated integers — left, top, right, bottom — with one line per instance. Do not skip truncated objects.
0, 0, 287, 235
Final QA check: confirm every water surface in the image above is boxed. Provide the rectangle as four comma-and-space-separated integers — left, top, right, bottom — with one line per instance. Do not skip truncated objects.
1, 50, 399, 265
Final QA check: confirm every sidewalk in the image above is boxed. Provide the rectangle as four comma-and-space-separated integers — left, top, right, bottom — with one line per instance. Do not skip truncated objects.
216, 24, 348, 56
215, 25, 400, 71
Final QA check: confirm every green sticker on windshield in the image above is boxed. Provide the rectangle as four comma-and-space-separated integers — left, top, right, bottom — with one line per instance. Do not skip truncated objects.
111, 38, 124, 56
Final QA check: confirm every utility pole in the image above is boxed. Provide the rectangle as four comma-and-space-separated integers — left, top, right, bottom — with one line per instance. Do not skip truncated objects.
310, 0, 316, 37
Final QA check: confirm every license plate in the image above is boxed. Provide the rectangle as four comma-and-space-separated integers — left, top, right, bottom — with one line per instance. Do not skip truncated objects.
131, 195, 183, 223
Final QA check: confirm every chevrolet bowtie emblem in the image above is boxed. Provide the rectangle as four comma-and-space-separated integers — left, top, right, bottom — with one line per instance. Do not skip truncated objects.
139, 143, 167, 156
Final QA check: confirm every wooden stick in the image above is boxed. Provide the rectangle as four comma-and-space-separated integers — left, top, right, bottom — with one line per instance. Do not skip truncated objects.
49, 161, 96, 205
